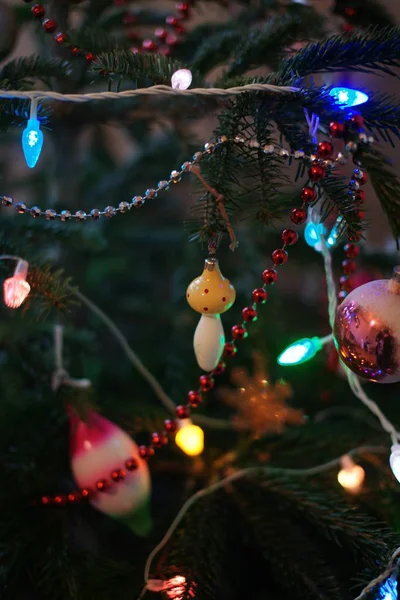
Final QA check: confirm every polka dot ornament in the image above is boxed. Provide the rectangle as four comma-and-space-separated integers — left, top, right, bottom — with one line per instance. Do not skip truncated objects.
187, 258, 236, 372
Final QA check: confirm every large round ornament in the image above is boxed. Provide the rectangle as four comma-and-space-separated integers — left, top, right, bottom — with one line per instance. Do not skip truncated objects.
333, 270, 400, 383
69, 408, 151, 534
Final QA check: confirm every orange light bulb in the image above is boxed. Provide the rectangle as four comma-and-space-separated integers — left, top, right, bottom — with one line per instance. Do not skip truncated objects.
175, 419, 204, 456
337, 455, 365, 493
3, 260, 30, 308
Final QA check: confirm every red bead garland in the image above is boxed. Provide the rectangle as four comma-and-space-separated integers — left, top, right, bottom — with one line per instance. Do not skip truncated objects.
329, 121, 345, 138
232, 324, 248, 340
301, 186, 317, 203
317, 141, 334, 159
39, 138, 340, 509
31, 3, 45, 17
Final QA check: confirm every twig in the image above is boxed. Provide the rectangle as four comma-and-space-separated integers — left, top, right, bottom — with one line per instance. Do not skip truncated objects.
190, 164, 238, 251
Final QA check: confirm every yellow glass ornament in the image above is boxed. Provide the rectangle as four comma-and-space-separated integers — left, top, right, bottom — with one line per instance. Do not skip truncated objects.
186, 258, 236, 315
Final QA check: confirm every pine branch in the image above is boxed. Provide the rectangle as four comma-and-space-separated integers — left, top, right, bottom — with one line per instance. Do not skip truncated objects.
226, 13, 326, 77
319, 173, 364, 240
332, 0, 395, 28
269, 26, 400, 84
362, 149, 400, 246
259, 475, 396, 563
0, 55, 71, 90
68, 27, 128, 55
92, 49, 203, 87
157, 491, 234, 600
231, 481, 344, 599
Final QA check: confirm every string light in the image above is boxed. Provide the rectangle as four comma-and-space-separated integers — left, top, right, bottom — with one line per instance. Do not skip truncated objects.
175, 419, 204, 456
304, 210, 342, 251
277, 335, 332, 366
3, 259, 30, 308
22, 99, 43, 168
337, 455, 365, 493
329, 86, 369, 108
379, 575, 398, 600
389, 445, 400, 483
171, 69, 192, 90
304, 221, 327, 249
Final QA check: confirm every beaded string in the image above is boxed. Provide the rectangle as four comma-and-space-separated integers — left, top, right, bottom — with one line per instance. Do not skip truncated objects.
23, 0, 191, 61
37, 145, 336, 505
1, 127, 372, 223
36, 116, 372, 504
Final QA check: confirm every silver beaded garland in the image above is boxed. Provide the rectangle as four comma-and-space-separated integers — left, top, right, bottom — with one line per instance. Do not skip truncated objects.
45, 209, 56, 220
0, 131, 375, 225
104, 206, 116, 218
31, 206, 41, 218
118, 201, 130, 213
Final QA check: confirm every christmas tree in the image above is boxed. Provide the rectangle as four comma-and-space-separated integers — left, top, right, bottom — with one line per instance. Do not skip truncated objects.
2, 0, 400, 599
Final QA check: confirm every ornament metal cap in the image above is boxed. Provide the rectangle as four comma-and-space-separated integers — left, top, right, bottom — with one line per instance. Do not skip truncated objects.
388, 266, 400, 294
204, 257, 217, 272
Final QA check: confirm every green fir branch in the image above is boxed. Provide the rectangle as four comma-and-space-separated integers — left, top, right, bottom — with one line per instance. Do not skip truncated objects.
362, 149, 400, 246
92, 50, 203, 87
0, 56, 71, 90
68, 27, 128, 55
226, 13, 325, 77
270, 26, 400, 83
332, 0, 395, 28
319, 174, 364, 240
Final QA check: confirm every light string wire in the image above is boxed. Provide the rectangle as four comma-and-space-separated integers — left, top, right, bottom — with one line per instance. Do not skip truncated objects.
0, 83, 300, 104
353, 548, 400, 600
318, 231, 400, 599
136, 445, 390, 600
318, 234, 400, 445
74, 290, 240, 431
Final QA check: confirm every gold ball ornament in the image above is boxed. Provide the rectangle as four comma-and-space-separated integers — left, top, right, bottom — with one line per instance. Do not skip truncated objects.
334, 267, 400, 383
186, 258, 236, 315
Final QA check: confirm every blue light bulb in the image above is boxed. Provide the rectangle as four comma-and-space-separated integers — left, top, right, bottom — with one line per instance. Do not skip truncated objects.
22, 117, 43, 168
277, 337, 323, 366
379, 576, 397, 600
304, 222, 326, 248
329, 87, 369, 109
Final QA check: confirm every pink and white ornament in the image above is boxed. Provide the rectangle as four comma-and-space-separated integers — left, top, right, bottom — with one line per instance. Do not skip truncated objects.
69, 408, 151, 533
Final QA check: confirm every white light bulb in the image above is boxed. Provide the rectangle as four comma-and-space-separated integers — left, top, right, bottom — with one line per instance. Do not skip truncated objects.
337, 455, 365, 493
390, 444, 400, 482
171, 69, 192, 90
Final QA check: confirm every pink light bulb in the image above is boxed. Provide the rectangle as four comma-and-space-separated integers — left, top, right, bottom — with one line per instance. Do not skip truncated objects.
3, 260, 30, 308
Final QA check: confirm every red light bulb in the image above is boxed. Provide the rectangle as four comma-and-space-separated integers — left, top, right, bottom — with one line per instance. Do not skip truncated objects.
3, 260, 30, 308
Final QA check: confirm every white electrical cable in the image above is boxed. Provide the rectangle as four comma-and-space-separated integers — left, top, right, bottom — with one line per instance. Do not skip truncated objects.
0, 83, 299, 104
353, 547, 400, 600
137, 444, 389, 600
319, 235, 400, 446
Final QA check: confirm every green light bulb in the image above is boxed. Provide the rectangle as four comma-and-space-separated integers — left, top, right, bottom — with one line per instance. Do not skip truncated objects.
277, 337, 323, 366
